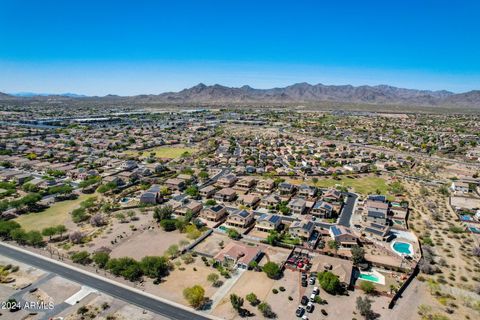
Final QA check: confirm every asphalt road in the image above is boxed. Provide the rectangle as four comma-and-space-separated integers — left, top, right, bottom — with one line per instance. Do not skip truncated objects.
338, 192, 358, 227
0, 244, 211, 320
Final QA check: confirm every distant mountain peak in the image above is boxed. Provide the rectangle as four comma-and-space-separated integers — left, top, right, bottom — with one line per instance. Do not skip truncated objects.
1, 83, 478, 108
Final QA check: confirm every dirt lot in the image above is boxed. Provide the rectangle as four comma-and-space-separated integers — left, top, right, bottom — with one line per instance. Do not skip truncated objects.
211, 266, 442, 320
193, 232, 230, 257
0, 256, 46, 289
247, 229, 270, 240
110, 227, 189, 259
404, 177, 480, 316
211, 270, 276, 319
145, 258, 220, 306
259, 245, 291, 266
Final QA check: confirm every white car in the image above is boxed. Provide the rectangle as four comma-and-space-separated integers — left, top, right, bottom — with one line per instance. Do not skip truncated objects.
302, 315, 309, 320
313, 286, 319, 294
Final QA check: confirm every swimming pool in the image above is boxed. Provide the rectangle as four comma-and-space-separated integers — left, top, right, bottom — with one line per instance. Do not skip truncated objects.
217, 226, 229, 233
359, 273, 379, 282
358, 270, 385, 285
469, 226, 480, 234
391, 241, 413, 256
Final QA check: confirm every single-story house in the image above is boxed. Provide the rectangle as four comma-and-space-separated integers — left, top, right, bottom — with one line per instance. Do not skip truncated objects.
214, 242, 262, 269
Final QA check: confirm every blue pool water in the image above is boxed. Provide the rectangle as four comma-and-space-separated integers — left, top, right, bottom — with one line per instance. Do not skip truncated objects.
359, 273, 380, 283
392, 241, 412, 255
469, 226, 480, 234
217, 226, 229, 233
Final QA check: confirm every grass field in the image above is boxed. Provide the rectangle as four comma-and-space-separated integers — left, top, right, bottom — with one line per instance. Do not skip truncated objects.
288, 175, 391, 196
126, 146, 197, 159
15, 193, 95, 231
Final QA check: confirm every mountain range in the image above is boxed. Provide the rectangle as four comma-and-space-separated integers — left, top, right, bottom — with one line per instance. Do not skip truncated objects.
1, 83, 479, 108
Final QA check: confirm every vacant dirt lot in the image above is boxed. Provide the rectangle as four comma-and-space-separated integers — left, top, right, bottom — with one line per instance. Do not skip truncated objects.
193, 232, 230, 257
145, 258, 220, 306
111, 228, 188, 259
211, 270, 276, 319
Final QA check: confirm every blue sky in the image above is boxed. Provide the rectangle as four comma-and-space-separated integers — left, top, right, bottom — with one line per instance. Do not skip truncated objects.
1, 0, 479, 95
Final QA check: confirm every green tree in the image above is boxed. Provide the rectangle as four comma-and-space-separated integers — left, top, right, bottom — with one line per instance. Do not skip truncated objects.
160, 219, 177, 231
106, 257, 143, 281
185, 186, 199, 198
207, 273, 220, 286
258, 302, 275, 318
92, 251, 110, 268
266, 230, 281, 246
359, 281, 376, 294
55, 225, 67, 238
205, 199, 217, 206
10, 228, 27, 244
71, 251, 92, 265
262, 262, 281, 279
317, 271, 340, 294
199, 171, 209, 180
153, 205, 173, 222
42, 227, 57, 241
227, 228, 241, 240
122, 263, 143, 281
246, 292, 259, 306
0, 220, 21, 239
26, 231, 44, 247
166, 244, 179, 257
351, 245, 365, 265
71, 208, 89, 223
183, 285, 205, 309
22, 183, 38, 193
175, 218, 187, 232
140, 256, 170, 279
230, 293, 244, 313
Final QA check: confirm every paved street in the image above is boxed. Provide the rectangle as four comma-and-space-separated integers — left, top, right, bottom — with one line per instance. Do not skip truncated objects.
0, 243, 212, 320
338, 192, 358, 227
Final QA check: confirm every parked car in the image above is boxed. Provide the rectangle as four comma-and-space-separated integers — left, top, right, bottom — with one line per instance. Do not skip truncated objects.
308, 277, 315, 285
301, 272, 307, 280
306, 302, 314, 313
301, 315, 309, 320
313, 286, 319, 295
310, 293, 316, 302
296, 306, 305, 317
301, 280, 308, 287
301, 295, 308, 305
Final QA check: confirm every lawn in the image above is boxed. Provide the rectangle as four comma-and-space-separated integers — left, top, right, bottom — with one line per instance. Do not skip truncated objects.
126, 146, 197, 159
14, 193, 95, 231
288, 175, 390, 196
